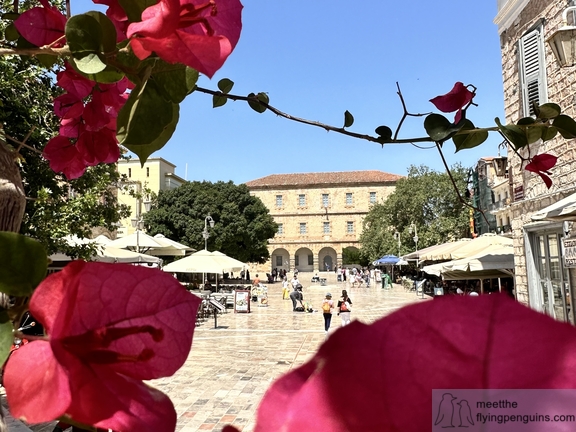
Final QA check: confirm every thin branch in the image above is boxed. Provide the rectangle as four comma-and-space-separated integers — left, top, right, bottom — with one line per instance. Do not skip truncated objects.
5, 134, 43, 154
393, 82, 431, 140
194, 86, 434, 145
435, 141, 490, 228
0, 46, 70, 57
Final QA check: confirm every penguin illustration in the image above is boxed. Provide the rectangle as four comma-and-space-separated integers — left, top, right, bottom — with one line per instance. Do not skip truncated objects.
434, 392, 456, 427
457, 400, 474, 427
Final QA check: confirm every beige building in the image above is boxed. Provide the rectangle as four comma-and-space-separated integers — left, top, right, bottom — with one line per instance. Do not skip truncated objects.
117, 158, 186, 237
495, 0, 576, 323
245, 171, 402, 274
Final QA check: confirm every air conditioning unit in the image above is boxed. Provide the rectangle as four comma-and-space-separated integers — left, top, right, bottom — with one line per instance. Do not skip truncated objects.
492, 157, 508, 176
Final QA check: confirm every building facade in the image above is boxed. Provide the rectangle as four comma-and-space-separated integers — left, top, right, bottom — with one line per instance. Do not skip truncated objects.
117, 158, 186, 237
245, 171, 402, 274
495, 0, 576, 323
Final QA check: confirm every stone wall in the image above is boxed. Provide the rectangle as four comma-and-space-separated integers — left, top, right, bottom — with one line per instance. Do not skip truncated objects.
500, 0, 576, 303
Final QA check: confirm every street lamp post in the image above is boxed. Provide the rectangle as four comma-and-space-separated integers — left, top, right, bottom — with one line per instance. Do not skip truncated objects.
130, 189, 151, 253
393, 231, 401, 257
203, 215, 215, 251
409, 223, 419, 267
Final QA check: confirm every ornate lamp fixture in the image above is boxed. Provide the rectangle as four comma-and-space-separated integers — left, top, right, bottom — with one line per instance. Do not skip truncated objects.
548, 6, 576, 67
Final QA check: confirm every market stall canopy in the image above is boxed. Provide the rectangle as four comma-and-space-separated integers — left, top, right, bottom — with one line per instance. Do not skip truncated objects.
373, 255, 400, 265
402, 243, 453, 261
422, 244, 514, 280
162, 250, 237, 274
418, 239, 473, 261
531, 192, 576, 222
449, 234, 512, 260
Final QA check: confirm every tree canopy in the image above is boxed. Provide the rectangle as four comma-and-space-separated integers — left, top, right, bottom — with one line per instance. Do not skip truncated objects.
359, 164, 471, 262
145, 181, 277, 264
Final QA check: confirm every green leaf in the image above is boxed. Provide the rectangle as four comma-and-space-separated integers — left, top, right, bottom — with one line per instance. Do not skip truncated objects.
117, 0, 157, 23
1, 13, 20, 20
495, 117, 528, 149
553, 114, 576, 139
213, 94, 227, 108
0, 310, 12, 367
375, 125, 393, 141
0, 232, 47, 296
247, 92, 268, 113
343, 110, 354, 128
37, 54, 58, 69
542, 126, 558, 142
536, 103, 561, 119
452, 119, 489, 151
517, 117, 536, 125
218, 78, 234, 94
84, 11, 117, 53
5, 23, 20, 41
150, 63, 198, 104
85, 64, 125, 84
65, 14, 107, 74
424, 114, 464, 142
117, 79, 179, 162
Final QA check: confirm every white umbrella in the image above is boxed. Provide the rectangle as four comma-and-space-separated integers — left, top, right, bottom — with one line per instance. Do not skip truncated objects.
211, 251, 247, 272
162, 250, 236, 274
145, 234, 194, 256
108, 231, 164, 249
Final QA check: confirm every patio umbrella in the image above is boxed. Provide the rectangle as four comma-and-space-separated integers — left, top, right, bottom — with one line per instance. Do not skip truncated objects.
375, 255, 400, 265
162, 250, 236, 274
146, 234, 195, 256
418, 239, 472, 261
108, 231, 164, 250
211, 251, 247, 272
449, 233, 512, 260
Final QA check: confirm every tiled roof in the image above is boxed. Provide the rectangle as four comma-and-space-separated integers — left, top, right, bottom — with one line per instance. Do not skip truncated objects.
245, 171, 403, 188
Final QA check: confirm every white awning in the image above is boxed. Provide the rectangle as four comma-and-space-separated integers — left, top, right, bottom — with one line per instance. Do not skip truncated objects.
532, 192, 576, 222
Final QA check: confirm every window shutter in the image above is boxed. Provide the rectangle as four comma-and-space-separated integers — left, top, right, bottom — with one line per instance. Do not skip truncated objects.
519, 27, 547, 116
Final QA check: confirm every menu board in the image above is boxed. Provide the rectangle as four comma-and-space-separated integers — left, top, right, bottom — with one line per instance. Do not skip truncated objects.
234, 290, 251, 313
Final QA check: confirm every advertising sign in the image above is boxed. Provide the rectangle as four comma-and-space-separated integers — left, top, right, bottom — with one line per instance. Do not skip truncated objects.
234, 290, 251, 313
563, 238, 576, 268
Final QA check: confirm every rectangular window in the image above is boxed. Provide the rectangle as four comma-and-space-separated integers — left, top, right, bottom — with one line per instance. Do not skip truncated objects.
347, 221, 354, 233
277, 223, 283, 235
323, 221, 331, 234
322, 193, 329, 207
370, 192, 376, 203
308, 254, 313, 265
295, 255, 299, 266
299, 223, 307, 235
298, 194, 306, 206
346, 193, 353, 205
276, 256, 282, 267
519, 26, 547, 116
276, 195, 283, 207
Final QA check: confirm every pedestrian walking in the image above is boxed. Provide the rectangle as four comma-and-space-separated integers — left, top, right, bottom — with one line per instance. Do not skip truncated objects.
321, 292, 334, 336
337, 289, 352, 326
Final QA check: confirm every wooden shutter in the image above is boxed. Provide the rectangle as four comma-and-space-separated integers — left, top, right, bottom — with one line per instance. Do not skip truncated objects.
519, 27, 547, 116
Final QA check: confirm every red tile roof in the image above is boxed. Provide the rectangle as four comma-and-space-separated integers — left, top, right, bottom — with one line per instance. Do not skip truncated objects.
245, 171, 403, 188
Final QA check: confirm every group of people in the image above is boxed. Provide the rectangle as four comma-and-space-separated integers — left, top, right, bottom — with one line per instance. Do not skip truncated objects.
321, 290, 353, 334
336, 266, 371, 287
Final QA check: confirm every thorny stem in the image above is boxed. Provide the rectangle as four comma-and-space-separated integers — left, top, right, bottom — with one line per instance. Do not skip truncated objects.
13, 332, 49, 342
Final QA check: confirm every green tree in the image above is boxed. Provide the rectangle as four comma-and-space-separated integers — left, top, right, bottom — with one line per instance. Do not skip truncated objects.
359, 164, 471, 262
0, 56, 129, 258
145, 181, 277, 263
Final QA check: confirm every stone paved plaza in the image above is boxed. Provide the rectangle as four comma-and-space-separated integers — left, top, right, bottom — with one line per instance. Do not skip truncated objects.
160, 273, 426, 432
3, 273, 426, 432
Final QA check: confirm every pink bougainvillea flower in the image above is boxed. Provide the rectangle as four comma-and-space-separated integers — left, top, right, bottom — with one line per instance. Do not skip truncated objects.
430, 82, 475, 123
77, 128, 120, 166
4, 261, 200, 432
56, 67, 95, 100
43, 135, 88, 179
243, 295, 576, 432
127, 0, 243, 78
93, 0, 130, 40
14, 0, 66, 47
526, 153, 558, 189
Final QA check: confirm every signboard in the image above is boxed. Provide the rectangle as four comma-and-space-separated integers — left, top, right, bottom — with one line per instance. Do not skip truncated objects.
563, 238, 576, 268
514, 185, 524, 201
234, 290, 251, 313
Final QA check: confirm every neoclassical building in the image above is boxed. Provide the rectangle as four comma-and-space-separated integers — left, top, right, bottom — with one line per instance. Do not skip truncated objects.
245, 171, 402, 273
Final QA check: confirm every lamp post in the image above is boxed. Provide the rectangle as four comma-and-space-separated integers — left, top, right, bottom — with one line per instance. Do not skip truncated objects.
130, 190, 151, 253
393, 231, 401, 257
548, 6, 576, 67
203, 215, 215, 251
409, 223, 419, 267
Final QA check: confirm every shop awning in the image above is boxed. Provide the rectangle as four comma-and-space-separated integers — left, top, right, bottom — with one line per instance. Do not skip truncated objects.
532, 192, 576, 222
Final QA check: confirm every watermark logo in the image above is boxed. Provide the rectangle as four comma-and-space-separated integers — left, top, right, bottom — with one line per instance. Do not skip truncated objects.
432, 390, 576, 431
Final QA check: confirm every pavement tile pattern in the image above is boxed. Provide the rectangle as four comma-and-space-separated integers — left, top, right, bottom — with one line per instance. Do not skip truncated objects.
4, 272, 425, 432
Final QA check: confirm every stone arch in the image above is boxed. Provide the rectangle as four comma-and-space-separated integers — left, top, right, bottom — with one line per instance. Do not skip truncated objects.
342, 246, 361, 265
319, 247, 337, 272
271, 248, 290, 273
294, 247, 314, 272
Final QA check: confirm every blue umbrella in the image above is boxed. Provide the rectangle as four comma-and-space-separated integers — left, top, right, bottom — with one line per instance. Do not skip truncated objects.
375, 255, 400, 265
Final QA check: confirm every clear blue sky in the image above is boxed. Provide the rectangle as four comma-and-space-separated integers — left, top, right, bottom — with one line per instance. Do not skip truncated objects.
79, 0, 506, 184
